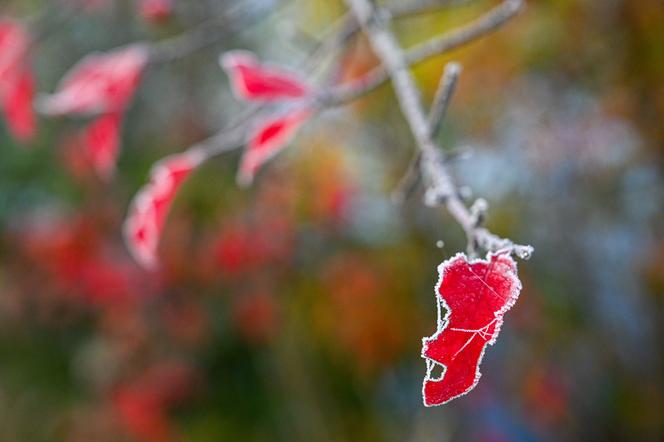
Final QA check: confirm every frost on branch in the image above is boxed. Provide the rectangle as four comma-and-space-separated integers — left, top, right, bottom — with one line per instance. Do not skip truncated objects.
422, 251, 522, 406
221, 50, 311, 101
238, 109, 311, 186
0, 19, 36, 142
124, 149, 205, 269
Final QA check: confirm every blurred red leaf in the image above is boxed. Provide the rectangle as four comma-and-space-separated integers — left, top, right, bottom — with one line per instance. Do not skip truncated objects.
39, 44, 149, 115
82, 112, 122, 180
112, 360, 196, 442
238, 108, 311, 185
0, 19, 36, 142
138, 0, 174, 23
221, 50, 310, 101
2, 68, 35, 141
212, 216, 294, 278
124, 149, 204, 269
421, 252, 522, 406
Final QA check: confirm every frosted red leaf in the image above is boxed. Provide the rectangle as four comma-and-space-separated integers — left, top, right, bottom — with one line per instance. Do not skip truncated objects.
421, 251, 522, 406
0, 19, 36, 142
221, 50, 310, 101
237, 108, 311, 185
124, 149, 205, 269
38, 44, 149, 115
82, 112, 122, 179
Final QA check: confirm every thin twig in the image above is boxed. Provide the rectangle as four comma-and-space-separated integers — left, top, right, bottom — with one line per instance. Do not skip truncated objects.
149, 1, 274, 63
305, 0, 472, 79
391, 152, 423, 204
428, 62, 461, 138
406, 0, 523, 63
391, 61, 460, 202
322, 0, 524, 105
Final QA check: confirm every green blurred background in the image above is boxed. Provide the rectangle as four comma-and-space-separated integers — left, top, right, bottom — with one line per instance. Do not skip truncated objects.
0, 0, 662, 440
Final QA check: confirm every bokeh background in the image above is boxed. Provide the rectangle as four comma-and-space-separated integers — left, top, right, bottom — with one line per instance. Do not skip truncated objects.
1, 0, 663, 440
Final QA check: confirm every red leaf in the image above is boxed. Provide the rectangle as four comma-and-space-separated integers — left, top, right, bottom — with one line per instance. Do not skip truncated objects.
138, 0, 174, 23
2, 69, 35, 141
221, 50, 310, 101
238, 108, 310, 185
82, 112, 122, 179
124, 149, 205, 269
0, 19, 36, 142
0, 19, 29, 82
39, 44, 149, 115
421, 251, 522, 406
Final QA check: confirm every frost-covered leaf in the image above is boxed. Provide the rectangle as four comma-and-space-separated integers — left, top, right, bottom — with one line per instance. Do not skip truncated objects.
421, 251, 522, 406
237, 108, 310, 185
0, 19, 35, 142
221, 50, 310, 101
123, 149, 205, 269
38, 44, 149, 115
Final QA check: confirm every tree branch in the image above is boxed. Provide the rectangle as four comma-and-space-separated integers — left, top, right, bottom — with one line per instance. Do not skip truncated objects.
162, 0, 531, 259
149, 1, 274, 63
343, 0, 531, 258
322, 0, 524, 105
428, 61, 461, 138
391, 60, 460, 203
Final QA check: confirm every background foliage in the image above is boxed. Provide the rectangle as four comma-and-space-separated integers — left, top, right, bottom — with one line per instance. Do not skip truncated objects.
0, 0, 662, 440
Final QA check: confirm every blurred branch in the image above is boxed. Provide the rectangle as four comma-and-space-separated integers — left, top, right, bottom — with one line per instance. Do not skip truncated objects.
307, 0, 471, 70
321, 0, 524, 104
343, 0, 532, 258
391, 61, 460, 203
148, 17, 233, 63
406, 0, 523, 62
149, 2, 266, 63
391, 152, 422, 204
428, 61, 461, 138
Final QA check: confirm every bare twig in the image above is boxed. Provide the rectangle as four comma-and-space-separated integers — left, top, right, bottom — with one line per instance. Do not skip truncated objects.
391, 152, 423, 203
391, 61, 460, 202
428, 62, 461, 138
311, 0, 470, 55
150, 4, 252, 63
344, 0, 531, 259
304, 0, 471, 80
406, 0, 523, 63
322, 0, 524, 105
